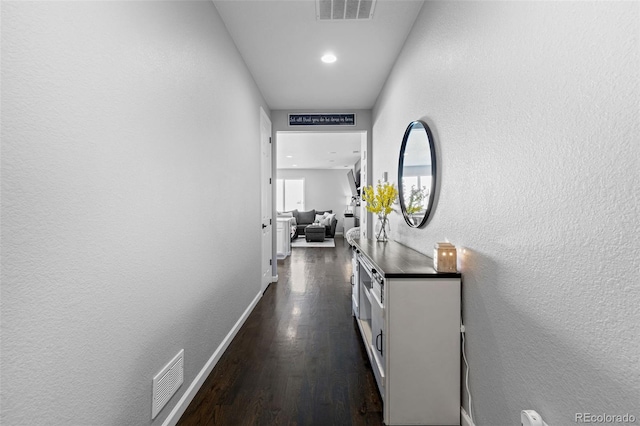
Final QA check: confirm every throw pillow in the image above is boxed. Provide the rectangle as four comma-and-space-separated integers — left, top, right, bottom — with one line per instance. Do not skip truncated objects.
313, 212, 332, 226
324, 213, 336, 226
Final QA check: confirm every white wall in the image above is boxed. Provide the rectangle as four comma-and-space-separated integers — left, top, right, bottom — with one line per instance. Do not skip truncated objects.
1, 2, 268, 425
277, 169, 352, 234
373, 2, 639, 425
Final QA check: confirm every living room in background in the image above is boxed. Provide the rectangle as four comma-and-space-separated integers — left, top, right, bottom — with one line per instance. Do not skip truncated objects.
276, 178, 304, 212
276, 130, 367, 237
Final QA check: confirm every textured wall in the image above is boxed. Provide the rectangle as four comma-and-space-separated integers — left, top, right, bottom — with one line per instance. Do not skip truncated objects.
1, 2, 268, 425
277, 168, 354, 233
372, 2, 639, 425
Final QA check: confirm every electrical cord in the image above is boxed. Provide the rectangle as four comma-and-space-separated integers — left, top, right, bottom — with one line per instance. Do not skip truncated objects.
461, 322, 473, 424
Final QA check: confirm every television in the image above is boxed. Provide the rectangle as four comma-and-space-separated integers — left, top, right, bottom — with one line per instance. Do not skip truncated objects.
347, 169, 359, 197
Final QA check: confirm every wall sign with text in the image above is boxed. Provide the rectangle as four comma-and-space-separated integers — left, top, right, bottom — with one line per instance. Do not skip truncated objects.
288, 113, 356, 126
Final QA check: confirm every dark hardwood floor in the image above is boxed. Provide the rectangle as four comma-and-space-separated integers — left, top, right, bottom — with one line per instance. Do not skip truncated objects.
177, 236, 383, 426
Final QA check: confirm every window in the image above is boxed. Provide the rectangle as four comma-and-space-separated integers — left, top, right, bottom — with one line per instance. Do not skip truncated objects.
276, 178, 304, 212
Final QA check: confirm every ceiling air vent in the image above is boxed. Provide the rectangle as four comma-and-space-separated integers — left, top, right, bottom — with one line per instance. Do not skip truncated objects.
316, 0, 376, 21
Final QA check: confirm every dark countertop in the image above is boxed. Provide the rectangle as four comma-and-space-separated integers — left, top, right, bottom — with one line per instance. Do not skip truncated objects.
352, 238, 461, 279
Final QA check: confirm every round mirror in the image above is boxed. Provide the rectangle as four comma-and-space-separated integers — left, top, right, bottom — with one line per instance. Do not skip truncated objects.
398, 120, 437, 228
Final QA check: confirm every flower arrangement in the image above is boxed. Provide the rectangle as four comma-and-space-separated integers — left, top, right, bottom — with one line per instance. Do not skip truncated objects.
362, 180, 398, 241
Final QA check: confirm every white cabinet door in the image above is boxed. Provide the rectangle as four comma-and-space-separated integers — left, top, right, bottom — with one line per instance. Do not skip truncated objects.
370, 289, 385, 394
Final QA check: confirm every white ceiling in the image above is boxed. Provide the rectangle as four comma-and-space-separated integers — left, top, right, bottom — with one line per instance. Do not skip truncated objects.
213, 0, 424, 110
277, 131, 363, 169
214, 0, 424, 169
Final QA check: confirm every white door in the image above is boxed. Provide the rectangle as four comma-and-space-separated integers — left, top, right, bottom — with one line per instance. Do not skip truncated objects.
260, 108, 272, 293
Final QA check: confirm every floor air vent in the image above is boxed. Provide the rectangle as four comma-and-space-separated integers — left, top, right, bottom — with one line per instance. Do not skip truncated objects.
316, 0, 376, 20
151, 349, 184, 419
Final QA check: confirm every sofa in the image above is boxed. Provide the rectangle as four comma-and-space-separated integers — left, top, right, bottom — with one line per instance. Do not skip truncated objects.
278, 209, 338, 239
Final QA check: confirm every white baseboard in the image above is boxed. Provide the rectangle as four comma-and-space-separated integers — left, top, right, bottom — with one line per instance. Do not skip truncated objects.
161, 290, 263, 426
461, 407, 476, 426
271, 274, 278, 282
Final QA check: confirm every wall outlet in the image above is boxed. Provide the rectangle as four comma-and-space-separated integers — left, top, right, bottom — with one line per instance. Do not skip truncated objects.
522, 410, 548, 426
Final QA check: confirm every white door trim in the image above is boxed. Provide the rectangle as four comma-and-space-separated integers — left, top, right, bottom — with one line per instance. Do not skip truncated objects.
260, 107, 272, 294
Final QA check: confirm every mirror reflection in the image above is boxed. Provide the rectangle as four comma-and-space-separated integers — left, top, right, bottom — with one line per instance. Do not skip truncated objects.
398, 120, 436, 228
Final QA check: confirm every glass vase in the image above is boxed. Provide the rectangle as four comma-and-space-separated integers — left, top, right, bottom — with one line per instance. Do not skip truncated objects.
375, 214, 390, 242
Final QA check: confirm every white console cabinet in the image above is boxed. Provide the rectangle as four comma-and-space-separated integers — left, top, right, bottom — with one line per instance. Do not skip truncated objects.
276, 217, 294, 259
351, 239, 461, 426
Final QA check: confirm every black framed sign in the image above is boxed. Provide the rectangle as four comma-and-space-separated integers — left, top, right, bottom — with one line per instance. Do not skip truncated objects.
288, 113, 356, 126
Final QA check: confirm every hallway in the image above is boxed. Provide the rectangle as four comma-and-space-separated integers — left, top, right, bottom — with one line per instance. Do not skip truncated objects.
178, 236, 383, 425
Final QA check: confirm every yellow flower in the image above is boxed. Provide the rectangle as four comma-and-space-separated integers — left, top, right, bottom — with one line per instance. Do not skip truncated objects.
362, 181, 398, 216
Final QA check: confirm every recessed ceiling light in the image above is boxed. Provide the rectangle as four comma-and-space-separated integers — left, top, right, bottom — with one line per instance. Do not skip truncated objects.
329, 151, 337, 154
321, 53, 337, 64
286, 155, 293, 158
292, 164, 298, 167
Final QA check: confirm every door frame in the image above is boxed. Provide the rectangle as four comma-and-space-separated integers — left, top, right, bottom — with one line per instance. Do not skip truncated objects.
260, 107, 273, 293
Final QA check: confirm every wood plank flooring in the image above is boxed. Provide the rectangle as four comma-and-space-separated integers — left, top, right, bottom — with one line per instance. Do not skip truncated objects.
177, 236, 383, 426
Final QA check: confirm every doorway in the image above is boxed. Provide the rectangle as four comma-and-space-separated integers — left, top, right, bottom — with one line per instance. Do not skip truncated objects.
274, 130, 367, 237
